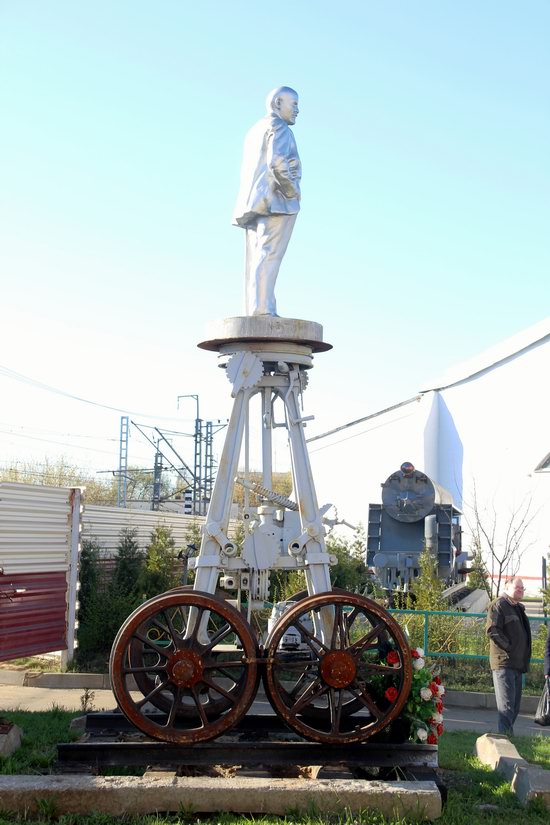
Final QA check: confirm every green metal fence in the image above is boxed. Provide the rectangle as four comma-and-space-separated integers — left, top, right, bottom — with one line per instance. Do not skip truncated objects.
388, 609, 549, 663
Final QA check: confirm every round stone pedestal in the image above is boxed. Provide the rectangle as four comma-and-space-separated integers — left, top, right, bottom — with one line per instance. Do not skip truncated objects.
198, 316, 332, 354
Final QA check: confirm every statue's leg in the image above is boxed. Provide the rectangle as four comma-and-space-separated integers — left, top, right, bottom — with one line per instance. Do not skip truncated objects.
244, 225, 257, 315
249, 214, 297, 315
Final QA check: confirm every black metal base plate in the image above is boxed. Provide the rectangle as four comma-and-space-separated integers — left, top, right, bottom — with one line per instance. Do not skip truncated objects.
58, 712, 438, 772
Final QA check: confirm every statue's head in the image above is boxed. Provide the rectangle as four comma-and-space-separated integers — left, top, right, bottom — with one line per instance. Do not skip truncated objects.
266, 86, 299, 125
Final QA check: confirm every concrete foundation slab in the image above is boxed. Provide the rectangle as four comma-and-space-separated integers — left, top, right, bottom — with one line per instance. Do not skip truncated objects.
0, 775, 442, 820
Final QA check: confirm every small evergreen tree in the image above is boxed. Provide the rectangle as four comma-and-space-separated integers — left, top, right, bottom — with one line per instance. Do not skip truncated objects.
111, 528, 143, 596
326, 532, 369, 593
136, 525, 179, 598
467, 545, 490, 595
411, 545, 445, 611
349, 522, 367, 561
77, 538, 101, 628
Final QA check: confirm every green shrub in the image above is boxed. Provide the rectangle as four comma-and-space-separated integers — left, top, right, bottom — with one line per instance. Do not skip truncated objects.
76, 530, 145, 669
136, 525, 180, 598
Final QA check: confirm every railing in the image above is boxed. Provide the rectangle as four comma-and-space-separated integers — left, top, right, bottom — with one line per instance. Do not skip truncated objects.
388, 609, 549, 663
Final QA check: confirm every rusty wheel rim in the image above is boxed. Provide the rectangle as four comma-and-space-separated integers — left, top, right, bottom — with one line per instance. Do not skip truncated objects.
109, 590, 259, 743
128, 586, 243, 718
264, 591, 412, 744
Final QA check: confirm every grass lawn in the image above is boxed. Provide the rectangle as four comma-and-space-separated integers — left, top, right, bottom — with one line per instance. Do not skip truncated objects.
0, 711, 549, 825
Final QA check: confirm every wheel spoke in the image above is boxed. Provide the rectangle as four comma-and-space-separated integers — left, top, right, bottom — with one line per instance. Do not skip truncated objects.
132, 631, 170, 658
348, 683, 383, 719
134, 678, 173, 709
191, 685, 209, 727
329, 687, 344, 733
360, 662, 398, 675
288, 678, 327, 717
337, 605, 348, 649
166, 686, 182, 727
348, 622, 386, 653
149, 616, 171, 638
162, 609, 183, 647
293, 619, 328, 657
287, 669, 315, 699
330, 604, 342, 648
201, 622, 233, 653
201, 676, 237, 704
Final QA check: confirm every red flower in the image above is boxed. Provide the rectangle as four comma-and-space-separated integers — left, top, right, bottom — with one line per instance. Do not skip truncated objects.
385, 686, 399, 702
429, 682, 439, 696
436, 700, 444, 713
387, 650, 400, 665
411, 649, 420, 659
427, 733, 438, 745
434, 676, 442, 685
436, 724, 444, 736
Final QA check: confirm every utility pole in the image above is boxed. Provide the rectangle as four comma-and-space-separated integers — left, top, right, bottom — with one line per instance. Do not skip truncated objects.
177, 394, 202, 515
117, 416, 129, 508
151, 447, 163, 511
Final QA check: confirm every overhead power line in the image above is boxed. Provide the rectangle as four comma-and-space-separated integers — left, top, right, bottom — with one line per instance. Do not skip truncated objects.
0, 363, 187, 422
305, 395, 422, 444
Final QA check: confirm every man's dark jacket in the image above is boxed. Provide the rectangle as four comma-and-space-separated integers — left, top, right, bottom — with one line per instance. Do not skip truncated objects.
486, 595, 531, 672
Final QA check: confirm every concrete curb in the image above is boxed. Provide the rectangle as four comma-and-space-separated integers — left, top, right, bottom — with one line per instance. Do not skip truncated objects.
0, 724, 22, 758
0, 775, 442, 819
446, 689, 539, 713
20, 672, 112, 690
0, 671, 542, 711
475, 733, 550, 808
511, 764, 550, 807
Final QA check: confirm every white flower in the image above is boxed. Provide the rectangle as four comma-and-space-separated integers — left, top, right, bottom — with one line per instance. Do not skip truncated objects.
437, 684, 445, 697
415, 648, 425, 658
416, 727, 428, 741
413, 657, 426, 670
432, 712, 443, 723
420, 687, 433, 701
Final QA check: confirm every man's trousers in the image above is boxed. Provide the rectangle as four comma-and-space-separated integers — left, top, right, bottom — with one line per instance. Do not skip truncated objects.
492, 668, 523, 735
244, 213, 297, 315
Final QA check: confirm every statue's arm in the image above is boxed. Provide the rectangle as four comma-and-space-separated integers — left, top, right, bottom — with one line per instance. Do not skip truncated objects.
267, 124, 301, 201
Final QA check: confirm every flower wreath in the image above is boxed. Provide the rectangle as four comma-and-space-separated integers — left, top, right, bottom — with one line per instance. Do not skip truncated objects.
369, 646, 445, 744
404, 647, 445, 744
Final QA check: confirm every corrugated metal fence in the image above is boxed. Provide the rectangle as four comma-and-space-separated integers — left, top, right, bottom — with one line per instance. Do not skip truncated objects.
0, 483, 80, 662
81, 505, 205, 555
0, 483, 239, 663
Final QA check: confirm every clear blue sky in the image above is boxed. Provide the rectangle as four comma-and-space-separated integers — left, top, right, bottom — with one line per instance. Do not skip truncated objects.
0, 1, 548, 499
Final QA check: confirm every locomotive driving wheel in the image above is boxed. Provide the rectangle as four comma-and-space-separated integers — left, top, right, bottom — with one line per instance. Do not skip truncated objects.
127, 585, 249, 719
109, 590, 259, 743
263, 591, 412, 744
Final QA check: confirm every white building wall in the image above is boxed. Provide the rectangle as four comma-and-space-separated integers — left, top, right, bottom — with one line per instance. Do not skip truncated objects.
436, 337, 550, 585
310, 326, 550, 592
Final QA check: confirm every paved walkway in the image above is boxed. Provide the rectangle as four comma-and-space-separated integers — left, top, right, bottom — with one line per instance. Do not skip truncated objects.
1, 683, 548, 737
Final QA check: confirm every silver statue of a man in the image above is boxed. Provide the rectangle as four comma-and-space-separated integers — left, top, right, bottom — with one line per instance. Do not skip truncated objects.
232, 87, 301, 316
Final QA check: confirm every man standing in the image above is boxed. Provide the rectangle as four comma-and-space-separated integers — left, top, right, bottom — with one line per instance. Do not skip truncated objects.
233, 87, 301, 316
486, 577, 531, 735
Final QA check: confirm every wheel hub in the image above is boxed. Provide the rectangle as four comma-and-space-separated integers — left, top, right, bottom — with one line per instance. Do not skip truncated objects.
320, 650, 356, 688
168, 649, 203, 687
